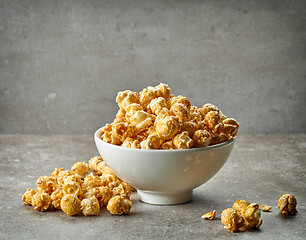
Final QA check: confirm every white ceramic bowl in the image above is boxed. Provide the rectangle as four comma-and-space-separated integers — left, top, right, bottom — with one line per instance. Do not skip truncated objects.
94, 127, 235, 205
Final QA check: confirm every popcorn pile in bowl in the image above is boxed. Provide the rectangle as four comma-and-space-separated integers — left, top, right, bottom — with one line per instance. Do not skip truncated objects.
100, 83, 239, 149
22, 156, 133, 216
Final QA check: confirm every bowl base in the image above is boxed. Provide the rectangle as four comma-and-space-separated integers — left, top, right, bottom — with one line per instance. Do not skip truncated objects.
137, 190, 193, 205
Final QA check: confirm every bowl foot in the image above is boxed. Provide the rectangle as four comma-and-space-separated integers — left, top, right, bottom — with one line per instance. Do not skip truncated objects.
137, 190, 193, 205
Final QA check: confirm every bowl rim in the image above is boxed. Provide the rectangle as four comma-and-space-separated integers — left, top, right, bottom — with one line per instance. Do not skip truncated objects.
94, 127, 235, 153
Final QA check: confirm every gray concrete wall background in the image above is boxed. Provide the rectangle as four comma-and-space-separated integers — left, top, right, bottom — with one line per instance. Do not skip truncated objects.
0, 0, 305, 134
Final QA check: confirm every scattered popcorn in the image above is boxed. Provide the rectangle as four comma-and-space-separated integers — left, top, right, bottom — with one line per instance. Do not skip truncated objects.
277, 194, 298, 215
99, 83, 239, 149
261, 204, 272, 212
201, 210, 216, 220
232, 199, 250, 215
22, 156, 133, 217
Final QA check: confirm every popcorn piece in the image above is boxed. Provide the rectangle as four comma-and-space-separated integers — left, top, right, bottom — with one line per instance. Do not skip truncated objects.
233, 199, 250, 215
22, 188, 37, 205
71, 162, 90, 177
101, 131, 122, 145
221, 208, 244, 232
82, 173, 103, 189
139, 86, 157, 108
180, 121, 196, 137
243, 203, 262, 228
112, 121, 133, 142
173, 131, 193, 149
149, 97, 168, 115
192, 130, 211, 148
204, 111, 224, 134
261, 204, 272, 212
170, 102, 190, 122
101, 172, 121, 190
116, 90, 138, 110
125, 103, 143, 121
61, 194, 81, 216
221, 118, 240, 140
56, 170, 73, 186
63, 174, 82, 185
51, 168, 64, 179
81, 196, 100, 216
140, 133, 162, 149
36, 176, 57, 195
50, 188, 65, 209
122, 137, 141, 149
189, 106, 203, 124
32, 192, 51, 211
201, 210, 216, 220
161, 140, 175, 150
89, 156, 107, 176
154, 83, 171, 100
128, 110, 155, 131
97, 186, 113, 206
107, 196, 132, 215
168, 95, 191, 109
112, 182, 132, 199
155, 115, 180, 140
62, 181, 81, 196
277, 194, 298, 215
200, 103, 223, 117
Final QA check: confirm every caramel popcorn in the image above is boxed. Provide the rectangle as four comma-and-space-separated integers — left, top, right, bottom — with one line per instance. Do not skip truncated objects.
277, 194, 298, 215
99, 83, 239, 149
112, 182, 132, 199
61, 194, 81, 216
232, 199, 250, 215
88, 156, 107, 175
82, 173, 103, 189
96, 186, 113, 206
221, 208, 244, 232
261, 204, 272, 212
243, 203, 263, 228
173, 131, 193, 149
32, 192, 51, 211
62, 181, 81, 196
50, 188, 65, 209
201, 210, 216, 220
81, 196, 100, 216
71, 162, 90, 177
107, 196, 132, 215
36, 176, 57, 195
22, 188, 37, 205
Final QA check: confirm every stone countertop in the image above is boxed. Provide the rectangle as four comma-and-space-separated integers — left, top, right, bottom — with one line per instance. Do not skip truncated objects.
0, 134, 305, 240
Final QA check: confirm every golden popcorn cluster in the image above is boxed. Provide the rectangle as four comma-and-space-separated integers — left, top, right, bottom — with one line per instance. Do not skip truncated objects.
100, 83, 239, 149
22, 156, 133, 216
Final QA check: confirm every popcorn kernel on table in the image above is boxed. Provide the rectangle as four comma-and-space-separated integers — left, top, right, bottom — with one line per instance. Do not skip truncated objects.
277, 194, 298, 215
32, 192, 51, 211
201, 210, 216, 220
262, 204, 272, 212
62, 181, 81, 196
61, 194, 81, 216
107, 196, 132, 215
221, 208, 244, 232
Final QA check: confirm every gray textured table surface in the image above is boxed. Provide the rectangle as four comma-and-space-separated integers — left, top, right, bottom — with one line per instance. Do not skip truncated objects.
0, 134, 305, 240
